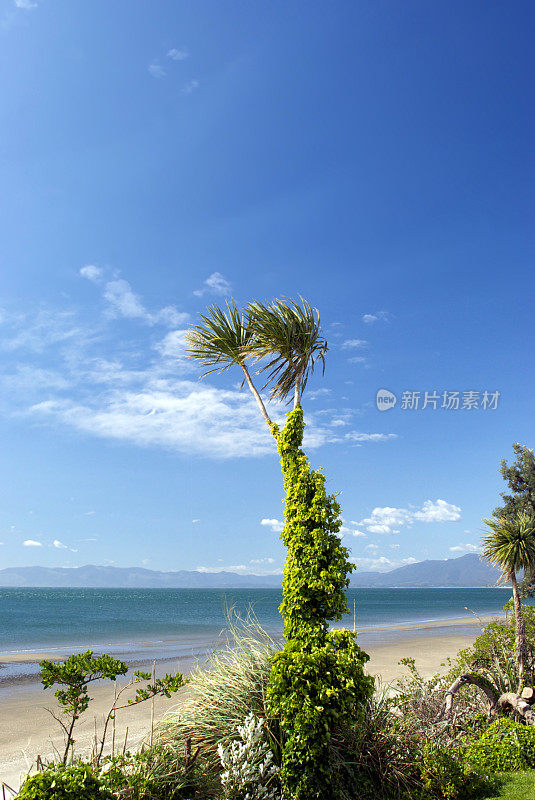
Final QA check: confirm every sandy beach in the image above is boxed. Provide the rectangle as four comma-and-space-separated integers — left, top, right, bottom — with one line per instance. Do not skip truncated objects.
0, 613, 501, 792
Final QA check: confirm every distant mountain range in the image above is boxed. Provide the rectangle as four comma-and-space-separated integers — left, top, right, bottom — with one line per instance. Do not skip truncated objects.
349, 554, 502, 588
0, 554, 502, 589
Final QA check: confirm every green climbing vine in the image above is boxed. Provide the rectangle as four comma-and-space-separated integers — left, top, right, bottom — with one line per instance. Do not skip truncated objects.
267, 408, 374, 800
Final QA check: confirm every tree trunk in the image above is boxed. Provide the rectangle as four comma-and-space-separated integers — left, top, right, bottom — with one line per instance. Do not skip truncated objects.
511, 571, 528, 685
293, 370, 303, 410
497, 691, 535, 724
240, 365, 272, 428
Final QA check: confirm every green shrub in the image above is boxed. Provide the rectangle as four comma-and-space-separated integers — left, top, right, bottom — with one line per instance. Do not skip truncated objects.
18, 763, 114, 800
466, 718, 535, 772
418, 742, 496, 800
99, 744, 209, 800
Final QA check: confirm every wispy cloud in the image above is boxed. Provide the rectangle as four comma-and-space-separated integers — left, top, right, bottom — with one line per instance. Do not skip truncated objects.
53, 539, 78, 552
1, 273, 390, 460
82, 274, 189, 328
155, 329, 189, 359
341, 339, 368, 349
79, 265, 102, 282
362, 310, 391, 324
182, 79, 200, 95
196, 562, 282, 575
148, 63, 166, 79
167, 48, 189, 61
193, 272, 231, 297
345, 432, 397, 443
449, 542, 481, 553
340, 524, 366, 538
14, 0, 37, 8
351, 555, 417, 573
23, 539, 42, 547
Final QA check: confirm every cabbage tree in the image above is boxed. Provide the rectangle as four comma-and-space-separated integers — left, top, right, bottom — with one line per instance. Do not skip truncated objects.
482, 512, 535, 682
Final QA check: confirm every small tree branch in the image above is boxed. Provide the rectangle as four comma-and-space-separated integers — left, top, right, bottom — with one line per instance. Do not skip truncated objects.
241, 365, 272, 428
437, 673, 499, 720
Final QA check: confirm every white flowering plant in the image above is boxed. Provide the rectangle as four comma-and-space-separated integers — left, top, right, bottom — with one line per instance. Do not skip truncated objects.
218, 713, 280, 800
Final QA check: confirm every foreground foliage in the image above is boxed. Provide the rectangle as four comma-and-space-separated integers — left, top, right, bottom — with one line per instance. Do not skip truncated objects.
18, 763, 114, 800
466, 718, 535, 772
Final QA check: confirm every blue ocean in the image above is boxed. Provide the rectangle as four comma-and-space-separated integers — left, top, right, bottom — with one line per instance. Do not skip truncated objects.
0, 587, 514, 659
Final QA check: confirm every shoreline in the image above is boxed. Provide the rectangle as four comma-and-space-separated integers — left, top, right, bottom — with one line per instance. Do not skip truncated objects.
0, 609, 502, 665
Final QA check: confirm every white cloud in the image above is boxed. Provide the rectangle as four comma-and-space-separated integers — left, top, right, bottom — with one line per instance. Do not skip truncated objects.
148, 63, 166, 79
153, 306, 190, 327
308, 388, 331, 400
340, 525, 366, 538
192, 519, 200, 524
250, 557, 275, 564
362, 310, 391, 324
197, 564, 248, 573
261, 518, 284, 533
23, 539, 42, 547
79, 265, 102, 282
53, 539, 67, 549
14, 0, 37, 8
155, 329, 188, 359
342, 339, 368, 349
347, 356, 367, 364
53, 539, 78, 552
351, 555, 418, 573
358, 499, 461, 535
197, 563, 282, 575
0, 310, 86, 353
167, 48, 189, 61
345, 432, 397, 443
413, 499, 461, 523
449, 542, 481, 554
100, 278, 188, 328
193, 272, 231, 297
182, 79, 199, 95
104, 280, 147, 319
2, 273, 399, 460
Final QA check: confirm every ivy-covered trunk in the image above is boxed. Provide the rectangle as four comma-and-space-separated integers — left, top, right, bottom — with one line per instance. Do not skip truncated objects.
267, 408, 373, 800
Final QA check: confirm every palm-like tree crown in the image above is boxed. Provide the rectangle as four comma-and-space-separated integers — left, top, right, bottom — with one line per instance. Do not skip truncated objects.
482, 512, 535, 582
185, 300, 253, 377
247, 297, 327, 403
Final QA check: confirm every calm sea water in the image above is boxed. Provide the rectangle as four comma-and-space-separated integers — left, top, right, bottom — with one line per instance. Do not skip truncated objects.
0, 587, 514, 656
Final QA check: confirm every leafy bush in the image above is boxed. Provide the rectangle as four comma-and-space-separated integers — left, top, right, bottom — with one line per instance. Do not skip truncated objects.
418, 742, 497, 800
218, 713, 280, 800
99, 743, 209, 799
466, 718, 535, 772
18, 763, 114, 800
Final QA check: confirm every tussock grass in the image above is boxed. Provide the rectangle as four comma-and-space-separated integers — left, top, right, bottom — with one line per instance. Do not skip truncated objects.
156, 612, 280, 769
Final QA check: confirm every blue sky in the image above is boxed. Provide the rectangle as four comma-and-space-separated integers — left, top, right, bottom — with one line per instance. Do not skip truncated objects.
0, 0, 533, 574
